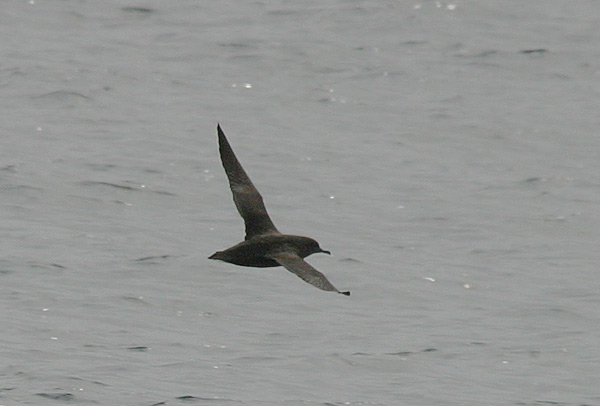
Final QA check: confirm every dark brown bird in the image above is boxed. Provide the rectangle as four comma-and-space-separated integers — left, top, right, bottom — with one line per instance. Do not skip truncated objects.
209, 124, 350, 295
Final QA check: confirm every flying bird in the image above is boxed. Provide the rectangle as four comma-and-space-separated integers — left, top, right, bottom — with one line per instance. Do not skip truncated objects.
209, 124, 350, 296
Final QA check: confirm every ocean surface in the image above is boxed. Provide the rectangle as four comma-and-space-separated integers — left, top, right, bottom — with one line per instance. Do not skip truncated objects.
2, 1, 599, 405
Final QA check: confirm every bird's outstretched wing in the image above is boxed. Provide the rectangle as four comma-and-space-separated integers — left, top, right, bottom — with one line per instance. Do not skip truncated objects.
217, 124, 279, 239
268, 252, 350, 295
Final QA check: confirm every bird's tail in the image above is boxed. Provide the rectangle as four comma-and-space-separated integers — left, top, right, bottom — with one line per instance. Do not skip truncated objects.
209, 251, 224, 260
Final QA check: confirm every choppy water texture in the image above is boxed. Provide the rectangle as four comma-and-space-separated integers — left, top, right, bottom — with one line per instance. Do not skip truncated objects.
2, 1, 600, 405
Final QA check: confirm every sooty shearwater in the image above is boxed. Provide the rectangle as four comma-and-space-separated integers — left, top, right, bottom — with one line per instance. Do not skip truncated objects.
209, 124, 350, 296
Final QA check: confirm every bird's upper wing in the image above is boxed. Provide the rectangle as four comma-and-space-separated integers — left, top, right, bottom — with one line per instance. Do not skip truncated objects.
217, 125, 279, 239
268, 252, 350, 295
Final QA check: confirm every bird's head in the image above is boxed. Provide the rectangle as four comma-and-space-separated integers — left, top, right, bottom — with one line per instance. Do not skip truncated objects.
304, 238, 330, 257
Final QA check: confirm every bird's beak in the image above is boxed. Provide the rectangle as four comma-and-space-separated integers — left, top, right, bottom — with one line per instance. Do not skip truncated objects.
321, 249, 331, 255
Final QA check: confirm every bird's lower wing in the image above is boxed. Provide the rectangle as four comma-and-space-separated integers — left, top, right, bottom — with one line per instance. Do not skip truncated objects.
268, 252, 349, 295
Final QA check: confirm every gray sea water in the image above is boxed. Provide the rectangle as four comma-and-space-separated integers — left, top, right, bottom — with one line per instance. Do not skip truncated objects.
2, 1, 600, 405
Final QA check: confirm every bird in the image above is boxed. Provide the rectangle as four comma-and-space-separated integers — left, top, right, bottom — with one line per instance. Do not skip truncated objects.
209, 124, 350, 296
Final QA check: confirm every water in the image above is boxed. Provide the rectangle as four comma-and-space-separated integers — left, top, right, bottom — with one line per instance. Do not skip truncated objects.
2, 1, 599, 405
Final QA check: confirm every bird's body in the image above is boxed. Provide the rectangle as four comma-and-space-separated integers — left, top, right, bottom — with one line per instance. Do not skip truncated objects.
210, 125, 350, 295
210, 234, 322, 267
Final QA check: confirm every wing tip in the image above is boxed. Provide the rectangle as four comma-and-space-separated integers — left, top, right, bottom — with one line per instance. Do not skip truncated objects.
339, 290, 351, 296
216, 123, 231, 152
